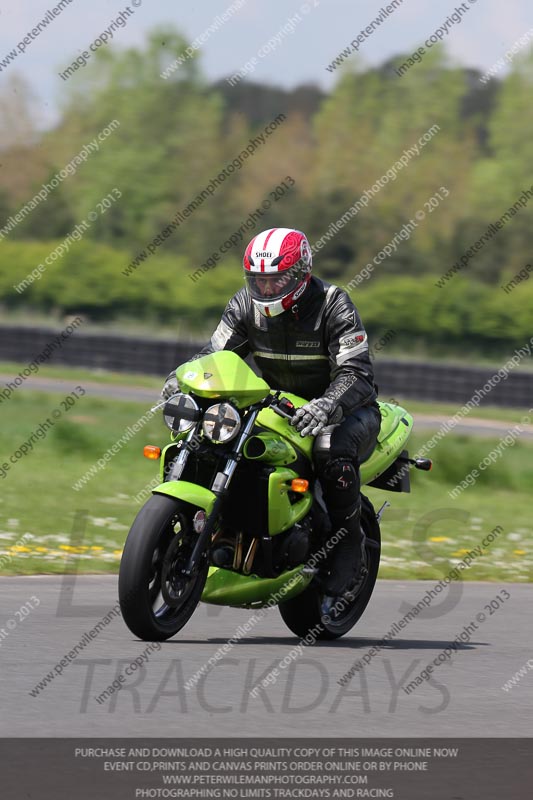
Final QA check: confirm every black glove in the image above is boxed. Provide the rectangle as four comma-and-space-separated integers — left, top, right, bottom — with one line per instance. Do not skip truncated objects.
290, 397, 343, 437
161, 373, 179, 401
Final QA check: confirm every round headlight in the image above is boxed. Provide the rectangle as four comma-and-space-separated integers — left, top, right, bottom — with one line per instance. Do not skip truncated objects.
163, 393, 201, 433
202, 403, 241, 443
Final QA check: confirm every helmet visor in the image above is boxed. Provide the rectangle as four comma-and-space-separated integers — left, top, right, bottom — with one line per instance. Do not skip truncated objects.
245, 263, 304, 302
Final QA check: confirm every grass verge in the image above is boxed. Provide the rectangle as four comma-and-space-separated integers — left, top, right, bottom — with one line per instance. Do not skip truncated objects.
0, 390, 531, 581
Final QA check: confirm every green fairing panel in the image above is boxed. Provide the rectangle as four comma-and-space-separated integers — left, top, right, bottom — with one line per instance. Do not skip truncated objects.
159, 442, 179, 481
156, 396, 411, 499
360, 404, 413, 485
268, 467, 313, 535
257, 392, 314, 460
176, 351, 270, 408
259, 397, 412, 486
152, 480, 217, 514
243, 433, 298, 466
201, 564, 312, 607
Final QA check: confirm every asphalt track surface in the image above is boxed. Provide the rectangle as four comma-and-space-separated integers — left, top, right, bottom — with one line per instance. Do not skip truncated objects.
2, 373, 533, 439
1, 373, 531, 738
1, 576, 530, 737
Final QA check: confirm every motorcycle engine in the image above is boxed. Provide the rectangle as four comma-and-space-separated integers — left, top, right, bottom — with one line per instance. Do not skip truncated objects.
210, 532, 237, 568
279, 519, 311, 569
210, 518, 313, 576
211, 544, 234, 568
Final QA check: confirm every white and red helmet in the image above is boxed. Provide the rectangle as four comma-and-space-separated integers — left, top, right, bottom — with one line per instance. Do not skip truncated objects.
243, 228, 312, 317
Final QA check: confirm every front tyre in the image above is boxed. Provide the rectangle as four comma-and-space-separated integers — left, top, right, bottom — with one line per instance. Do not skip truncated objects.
119, 494, 208, 641
278, 494, 380, 640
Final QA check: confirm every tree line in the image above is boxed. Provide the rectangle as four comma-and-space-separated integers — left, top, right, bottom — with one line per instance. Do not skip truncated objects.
1, 29, 532, 358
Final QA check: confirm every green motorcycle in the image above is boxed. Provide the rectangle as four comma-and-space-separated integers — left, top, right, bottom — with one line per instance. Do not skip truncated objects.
118, 350, 431, 641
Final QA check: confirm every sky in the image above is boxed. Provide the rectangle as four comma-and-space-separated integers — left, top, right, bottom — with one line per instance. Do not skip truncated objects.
0, 0, 532, 129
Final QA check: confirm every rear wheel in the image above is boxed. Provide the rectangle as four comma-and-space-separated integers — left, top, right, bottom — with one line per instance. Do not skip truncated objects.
119, 494, 208, 641
278, 495, 380, 640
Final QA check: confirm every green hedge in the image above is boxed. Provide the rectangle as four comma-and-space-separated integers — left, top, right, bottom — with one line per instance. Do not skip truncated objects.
1, 240, 242, 327
2, 240, 533, 353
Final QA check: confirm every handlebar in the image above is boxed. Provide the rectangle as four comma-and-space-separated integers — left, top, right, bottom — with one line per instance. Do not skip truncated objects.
270, 395, 297, 420
151, 391, 299, 420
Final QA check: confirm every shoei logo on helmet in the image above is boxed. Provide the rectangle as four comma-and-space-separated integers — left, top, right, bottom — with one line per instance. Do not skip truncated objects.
256, 251, 273, 258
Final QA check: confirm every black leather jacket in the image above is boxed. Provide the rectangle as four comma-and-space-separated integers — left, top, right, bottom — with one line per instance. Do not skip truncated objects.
189, 277, 378, 416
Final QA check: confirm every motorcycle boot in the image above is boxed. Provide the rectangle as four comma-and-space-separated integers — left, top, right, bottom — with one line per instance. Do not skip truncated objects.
319, 458, 368, 598
323, 500, 367, 599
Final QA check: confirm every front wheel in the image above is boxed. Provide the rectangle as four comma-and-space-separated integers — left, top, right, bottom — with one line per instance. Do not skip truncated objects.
119, 494, 208, 641
278, 494, 380, 640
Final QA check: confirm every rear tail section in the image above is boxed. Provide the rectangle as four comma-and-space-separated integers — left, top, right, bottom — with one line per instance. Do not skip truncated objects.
360, 401, 414, 488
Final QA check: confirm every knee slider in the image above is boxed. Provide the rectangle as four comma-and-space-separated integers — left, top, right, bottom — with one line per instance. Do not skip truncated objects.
322, 457, 358, 492
321, 458, 361, 527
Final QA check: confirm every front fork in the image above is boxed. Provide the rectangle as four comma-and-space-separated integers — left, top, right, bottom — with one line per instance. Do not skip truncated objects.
176, 406, 262, 577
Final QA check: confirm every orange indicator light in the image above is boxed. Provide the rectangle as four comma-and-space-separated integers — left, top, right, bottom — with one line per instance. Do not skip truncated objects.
143, 445, 161, 459
291, 478, 309, 493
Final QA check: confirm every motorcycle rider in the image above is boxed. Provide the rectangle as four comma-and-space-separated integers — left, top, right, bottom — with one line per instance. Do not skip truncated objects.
162, 228, 381, 598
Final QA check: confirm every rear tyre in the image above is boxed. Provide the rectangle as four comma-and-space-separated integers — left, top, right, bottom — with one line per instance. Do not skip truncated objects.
119, 494, 208, 641
278, 494, 380, 640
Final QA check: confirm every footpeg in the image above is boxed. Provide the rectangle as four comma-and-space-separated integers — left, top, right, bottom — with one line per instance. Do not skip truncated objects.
376, 500, 390, 522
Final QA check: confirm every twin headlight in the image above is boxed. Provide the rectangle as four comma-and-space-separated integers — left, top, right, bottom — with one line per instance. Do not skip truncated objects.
163, 393, 241, 443
201, 402, 241, 443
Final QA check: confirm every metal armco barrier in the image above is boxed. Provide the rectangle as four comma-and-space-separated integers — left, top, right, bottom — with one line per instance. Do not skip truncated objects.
1, 325, 531, 407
